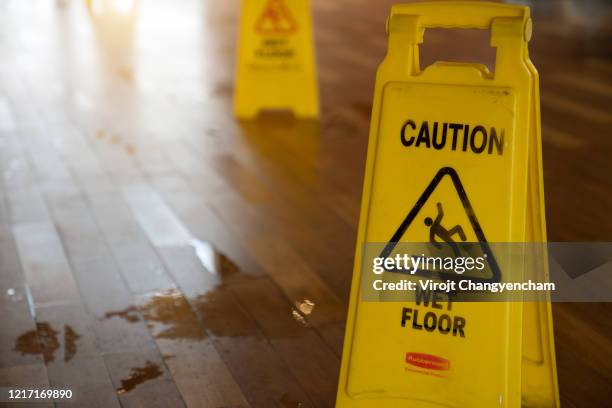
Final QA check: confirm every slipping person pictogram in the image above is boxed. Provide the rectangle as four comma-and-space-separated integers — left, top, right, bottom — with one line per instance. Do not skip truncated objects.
424, 202, 467, 257
379, 167, 500, 284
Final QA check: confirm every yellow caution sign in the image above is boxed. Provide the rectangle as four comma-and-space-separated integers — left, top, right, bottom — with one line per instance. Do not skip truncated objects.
337, 2, 559, 407
234, 0, 319, 118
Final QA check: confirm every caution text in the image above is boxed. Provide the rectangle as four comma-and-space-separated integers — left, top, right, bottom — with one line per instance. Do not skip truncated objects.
400, 120, 505, 155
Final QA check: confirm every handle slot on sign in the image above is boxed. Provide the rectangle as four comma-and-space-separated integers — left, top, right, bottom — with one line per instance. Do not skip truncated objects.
384, 2, 531, 80
419, 28, 496, 75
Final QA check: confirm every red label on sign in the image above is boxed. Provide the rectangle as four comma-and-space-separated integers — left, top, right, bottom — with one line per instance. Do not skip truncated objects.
406, 352, 450, 371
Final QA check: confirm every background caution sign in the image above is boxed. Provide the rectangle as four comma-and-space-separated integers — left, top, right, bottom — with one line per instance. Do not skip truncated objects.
337, 3, 559, 408
234, 0, 319, 118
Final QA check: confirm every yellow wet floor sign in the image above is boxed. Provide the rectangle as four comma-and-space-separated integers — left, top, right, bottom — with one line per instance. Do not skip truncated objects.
234, 0, 319, 118
337, 3, 559, 407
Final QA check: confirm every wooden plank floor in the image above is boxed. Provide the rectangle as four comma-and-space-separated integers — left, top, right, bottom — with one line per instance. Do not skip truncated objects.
0, 0, 611, 407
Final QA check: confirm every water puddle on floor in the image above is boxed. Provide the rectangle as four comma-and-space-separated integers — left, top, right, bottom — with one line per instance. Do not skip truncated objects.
14, 322, 58, 363
99, 239, 317, 395
100, 239, 252, 343
64, 325, 81, 362
14, 323, 81, 363
107, 241, 239, 329
116, 360, 163, 395
188, 239, 319, 335
104, 305, 140, 323
139, 289, 205, 341
102, 288, 205, 341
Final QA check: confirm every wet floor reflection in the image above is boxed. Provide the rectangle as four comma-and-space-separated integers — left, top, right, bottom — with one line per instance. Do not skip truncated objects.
188, 240, 321, 334
14, 322, 59, 364
104, 305, 140, 323
11, 239, 322, 404
14, 322, 81, 363
101, 240, 248, 340
291, 298, 315, 326
188, 238, 261, 297
295, 299, 314, 316
290, 309, 308, 327
116, 360, 163, 395
190, 238, 241, 277
103, 289, 205, 341
139, 289, 205, 341
63, 325, 81, 362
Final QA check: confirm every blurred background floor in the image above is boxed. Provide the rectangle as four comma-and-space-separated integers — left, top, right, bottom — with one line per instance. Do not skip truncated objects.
0, 0, 610, 407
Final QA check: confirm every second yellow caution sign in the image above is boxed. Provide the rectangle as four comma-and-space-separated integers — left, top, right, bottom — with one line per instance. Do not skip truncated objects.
337, 2, 558, 407
234, 0, 319, 118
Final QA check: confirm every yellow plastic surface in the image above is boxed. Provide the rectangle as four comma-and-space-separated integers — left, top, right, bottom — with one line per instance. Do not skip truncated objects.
521, 51, 560, 408
234, 0, 319, 118
336, 2, 559, 407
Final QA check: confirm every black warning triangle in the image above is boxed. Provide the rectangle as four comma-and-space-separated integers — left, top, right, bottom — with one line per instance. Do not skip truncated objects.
379, 166, 501, 284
